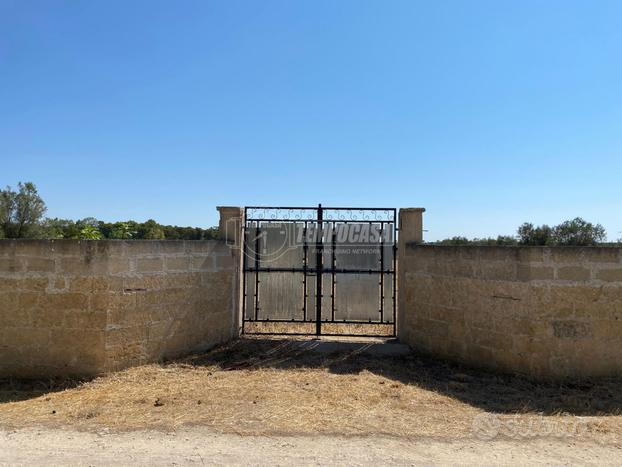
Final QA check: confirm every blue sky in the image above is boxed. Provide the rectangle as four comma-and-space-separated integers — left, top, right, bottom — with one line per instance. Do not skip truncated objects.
1, 1, 621, 241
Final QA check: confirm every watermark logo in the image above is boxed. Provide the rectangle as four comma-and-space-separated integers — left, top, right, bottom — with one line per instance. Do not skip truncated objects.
229, 220, 395, 265
471, 413, 617, 443
243, 222, 301, 264
295, 224, 392, 245
472, 413, 502, 440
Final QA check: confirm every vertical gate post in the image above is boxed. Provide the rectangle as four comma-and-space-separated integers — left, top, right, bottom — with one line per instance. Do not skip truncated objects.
315, 204, 323, 336
398, 208, 425, 245
397, 208, 425, 341
217, 206, 244, 336
218, 206, 244, 246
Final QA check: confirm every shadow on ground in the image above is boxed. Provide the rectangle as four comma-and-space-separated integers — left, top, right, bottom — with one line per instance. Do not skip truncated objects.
0, 378, 87, 404
179, 336, 622, 416
3, 335, 621, 417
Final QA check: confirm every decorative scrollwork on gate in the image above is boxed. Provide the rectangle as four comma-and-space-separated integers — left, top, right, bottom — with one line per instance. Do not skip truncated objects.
322, 208, 395, 222
246, 206, 395, 223
246, 207, 318, 221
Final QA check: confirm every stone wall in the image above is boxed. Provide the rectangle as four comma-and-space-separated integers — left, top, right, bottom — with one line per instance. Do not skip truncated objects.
398, 245, 622, 380
0, 239, 238, 378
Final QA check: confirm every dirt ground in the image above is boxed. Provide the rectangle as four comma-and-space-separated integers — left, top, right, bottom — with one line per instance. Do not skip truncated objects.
2, 427, 622, 466
1, 336, 622, 464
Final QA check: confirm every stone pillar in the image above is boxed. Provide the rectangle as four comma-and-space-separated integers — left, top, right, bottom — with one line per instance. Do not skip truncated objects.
397, 208, 425, 342
217, 206, 244, 247
398, 208, 425, 245
217, 206, 244, 337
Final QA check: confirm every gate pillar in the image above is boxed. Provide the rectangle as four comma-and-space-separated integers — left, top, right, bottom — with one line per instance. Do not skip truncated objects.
218, 206, 244, 246
217, 206, 244, 336
397, 208, 425, 342
398, 208, 425, 245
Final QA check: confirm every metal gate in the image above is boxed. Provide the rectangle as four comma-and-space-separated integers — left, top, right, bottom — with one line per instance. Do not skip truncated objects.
242, 205, 397, 337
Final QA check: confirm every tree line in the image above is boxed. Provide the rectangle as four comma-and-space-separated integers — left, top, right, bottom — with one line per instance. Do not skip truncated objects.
0, 182, 218, 240
435, 218, 613, 246
1, 181, 615, 245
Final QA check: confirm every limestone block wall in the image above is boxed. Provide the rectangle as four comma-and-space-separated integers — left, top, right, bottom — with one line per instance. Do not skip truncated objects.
0, 240, 238, 378
398, 245, 622, 380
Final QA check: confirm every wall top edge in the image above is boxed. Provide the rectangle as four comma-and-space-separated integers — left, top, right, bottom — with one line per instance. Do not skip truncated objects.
405, 243, 622, 251
0, 239, 224, 243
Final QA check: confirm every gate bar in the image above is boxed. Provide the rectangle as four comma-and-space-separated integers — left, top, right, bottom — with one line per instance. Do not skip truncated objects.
379, 223, 384, 323
302, 221, 308, 322
244, 267, 394, 274
244, 218, 396, 224
331, 223, 336, 322
245, 318, 391, 324
254, 222, 260, 321
315, 204, 323, 336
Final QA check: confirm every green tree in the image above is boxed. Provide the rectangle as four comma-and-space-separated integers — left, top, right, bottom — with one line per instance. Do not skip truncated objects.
518, 219, 606, 246
0, 187, 15, 238
40, 218, 77, 239
110, 221, 137, 239
435, 236, 471, 245
517, 222, 553, 245
0, 184, 220, 240
495, 235, 518, 246
435, 235, 518, 246
0, 182, 46, 238
553, 217, 606, 246
78, 225, 103, 240
138, 219, 165, 239
77, 217, 100, 228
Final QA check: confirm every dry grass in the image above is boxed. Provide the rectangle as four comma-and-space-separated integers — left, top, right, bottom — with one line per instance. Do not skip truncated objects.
1, 336, 622, 442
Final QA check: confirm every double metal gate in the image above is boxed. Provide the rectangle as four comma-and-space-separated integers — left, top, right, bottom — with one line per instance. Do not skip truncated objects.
242, 205, 397, 337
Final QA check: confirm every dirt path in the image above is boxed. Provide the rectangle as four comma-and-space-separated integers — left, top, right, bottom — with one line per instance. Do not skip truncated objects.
1, 427, 621, 466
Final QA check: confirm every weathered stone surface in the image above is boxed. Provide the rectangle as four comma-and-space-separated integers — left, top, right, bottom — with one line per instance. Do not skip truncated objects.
135, 257, 164, 273
0, 257, 22, 273
557, 266, 591, 281
597, 268, 622, 282
164, 256, 191, 271
551, 320, 592, 339
0, 239, 238, 378
399, 245, 622, 381
517, 264, 554, 281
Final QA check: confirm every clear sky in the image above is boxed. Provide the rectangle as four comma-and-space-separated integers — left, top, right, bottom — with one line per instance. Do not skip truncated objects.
2, 1, 621, 241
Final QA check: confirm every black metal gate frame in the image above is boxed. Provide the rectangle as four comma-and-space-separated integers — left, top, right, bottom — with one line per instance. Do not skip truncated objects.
241, 205, 397, 337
